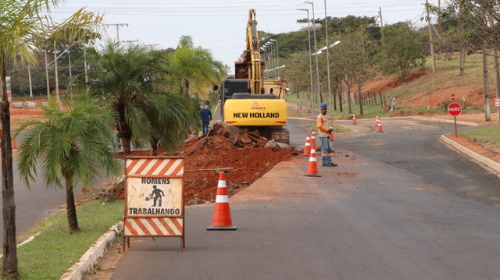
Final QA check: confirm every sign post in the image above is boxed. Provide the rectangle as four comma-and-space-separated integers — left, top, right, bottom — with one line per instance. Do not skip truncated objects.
447, 102, 462, 138
124, 156, 185, 252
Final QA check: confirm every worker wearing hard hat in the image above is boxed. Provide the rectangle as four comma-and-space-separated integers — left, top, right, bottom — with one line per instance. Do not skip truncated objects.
317, 103, 336, 167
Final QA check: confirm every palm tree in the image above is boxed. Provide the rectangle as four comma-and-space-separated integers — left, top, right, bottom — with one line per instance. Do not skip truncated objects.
85, 41, 195, 156
143, 94, 196, 156
170, 36, 227, 99
15, 92, 121, 233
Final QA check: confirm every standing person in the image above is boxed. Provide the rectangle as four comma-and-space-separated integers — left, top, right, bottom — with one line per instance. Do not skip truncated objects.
199, 102, 212, 135
317, 103, 336, 167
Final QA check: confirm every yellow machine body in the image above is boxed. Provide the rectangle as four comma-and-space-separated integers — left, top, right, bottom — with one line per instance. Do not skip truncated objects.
224, 98, 287, 127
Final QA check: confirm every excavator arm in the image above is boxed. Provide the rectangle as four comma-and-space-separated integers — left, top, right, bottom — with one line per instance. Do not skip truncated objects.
235, 9, 263, 94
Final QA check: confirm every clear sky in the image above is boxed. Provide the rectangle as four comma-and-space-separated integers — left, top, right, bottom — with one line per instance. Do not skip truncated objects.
51, 0, 442, 74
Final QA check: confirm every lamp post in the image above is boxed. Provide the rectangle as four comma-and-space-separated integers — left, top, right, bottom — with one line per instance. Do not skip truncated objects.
264, 43, 272, 77
270, 39, 279, 77
265, 42, 275, 77
301, 0, 322, 108
297, 7, 314, 115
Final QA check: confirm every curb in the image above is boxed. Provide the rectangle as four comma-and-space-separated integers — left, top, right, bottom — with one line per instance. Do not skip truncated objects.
413, 116, 479, 127
439, 135, 500, 176
60, 221, 124, 280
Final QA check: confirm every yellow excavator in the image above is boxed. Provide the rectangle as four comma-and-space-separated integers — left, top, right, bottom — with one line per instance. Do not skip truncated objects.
217, 9, 290, 144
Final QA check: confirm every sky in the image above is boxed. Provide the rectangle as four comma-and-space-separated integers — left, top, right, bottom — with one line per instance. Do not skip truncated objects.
51, 0, 443, 74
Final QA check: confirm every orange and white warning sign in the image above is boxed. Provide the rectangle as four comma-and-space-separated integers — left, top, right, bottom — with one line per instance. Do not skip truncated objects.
124, 156, 185, 251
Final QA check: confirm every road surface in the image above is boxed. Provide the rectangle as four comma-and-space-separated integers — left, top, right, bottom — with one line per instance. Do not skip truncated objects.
111, 117, 500, 280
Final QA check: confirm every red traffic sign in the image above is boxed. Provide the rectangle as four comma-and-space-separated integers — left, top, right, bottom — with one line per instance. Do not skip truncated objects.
451, 94, 456, 101
447, 102, 462, 116
495, 98, 500, 108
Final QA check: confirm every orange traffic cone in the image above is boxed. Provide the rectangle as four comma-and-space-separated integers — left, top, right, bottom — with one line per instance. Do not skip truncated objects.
304, 148, 321, 177
352, 114, 357, 124
207, 172, 237, 230
303, 134, 311, 156
377, 120, 384, 133
329, 126, 334, 141
11, 138, 17, 149
375, 116, 380, 127
311, 130, 316, 151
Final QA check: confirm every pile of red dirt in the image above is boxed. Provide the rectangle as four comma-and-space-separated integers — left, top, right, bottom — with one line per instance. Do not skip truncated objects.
111, 123, 296, 205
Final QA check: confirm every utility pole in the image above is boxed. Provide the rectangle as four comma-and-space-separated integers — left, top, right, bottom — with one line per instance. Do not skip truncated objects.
122, 39, 139, 46
426, 0, 436, 73
145, 44, 159, 49
103, 23, 129, 42
379, 7, 383, 27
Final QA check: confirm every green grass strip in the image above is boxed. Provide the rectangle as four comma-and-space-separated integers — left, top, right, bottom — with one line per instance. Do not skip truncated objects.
306, 124, 350, 133
458, 124, 500, 146
1, 200, 124, 279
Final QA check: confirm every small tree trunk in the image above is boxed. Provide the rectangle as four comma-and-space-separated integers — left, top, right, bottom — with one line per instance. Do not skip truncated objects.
358, 86, 363, 115
483, 42, 491, 121
64, 173, 79, 233
338, 82, 343, 113
347, 84, 352, 114
333, 85, 337, 111
0, 60, 18, 278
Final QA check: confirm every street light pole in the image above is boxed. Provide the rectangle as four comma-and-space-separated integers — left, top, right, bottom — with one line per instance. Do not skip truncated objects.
271, 39, 279, 77
302, 0, 322, 109
297, 8, 314, 116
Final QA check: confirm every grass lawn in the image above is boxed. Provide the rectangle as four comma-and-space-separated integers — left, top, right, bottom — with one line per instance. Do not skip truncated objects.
1, 200, 124, 279
458, 124, 500, 146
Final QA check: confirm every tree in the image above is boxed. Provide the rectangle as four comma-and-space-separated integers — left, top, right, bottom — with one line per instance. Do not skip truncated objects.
16, 92, 121, 233
380, 22, 428, 83
170, 36, 227, 99
350, 29, 380, 115
85, 41, 194, 156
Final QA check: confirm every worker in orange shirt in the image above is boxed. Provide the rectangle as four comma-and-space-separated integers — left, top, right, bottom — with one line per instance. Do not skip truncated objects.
317, 103, 336, 167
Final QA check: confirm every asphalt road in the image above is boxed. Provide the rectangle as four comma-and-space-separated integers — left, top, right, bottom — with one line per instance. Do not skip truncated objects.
111, 117, 500, 280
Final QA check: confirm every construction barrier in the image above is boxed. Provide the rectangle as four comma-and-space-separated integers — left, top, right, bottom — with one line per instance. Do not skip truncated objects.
123, 156, 185, 252
208, 172, 237, 230
303, 133, 311, 156
377, 120, 384, 133
304, 148, 321, 177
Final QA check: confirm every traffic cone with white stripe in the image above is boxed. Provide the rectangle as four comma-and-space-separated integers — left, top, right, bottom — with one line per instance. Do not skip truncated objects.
207, 172, 237, 230
304, 148, 321, 177
329, 126, 334, 141
352, 114, 357, 124
377, 119, 384, 133
303, 133, 311, 156
311, 130, 316, 151
375, 116, 380, 127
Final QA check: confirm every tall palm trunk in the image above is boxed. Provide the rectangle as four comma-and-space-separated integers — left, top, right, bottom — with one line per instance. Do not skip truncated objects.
64, 172, 79, 232
0, 60, 18, 278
